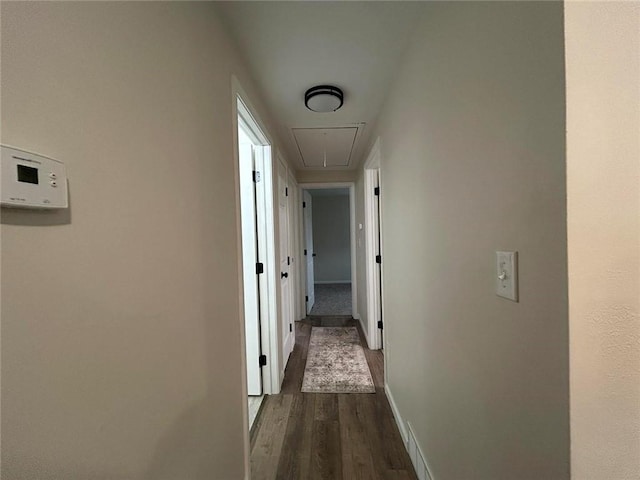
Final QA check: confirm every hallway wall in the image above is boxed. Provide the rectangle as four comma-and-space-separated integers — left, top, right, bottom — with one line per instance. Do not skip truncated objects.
355, 177, 369, 341
1, 3, 285, 479
565, 3, 640, 478
362, 2, 569, 479
311, 194, 351, 283
297, 169, 357, 184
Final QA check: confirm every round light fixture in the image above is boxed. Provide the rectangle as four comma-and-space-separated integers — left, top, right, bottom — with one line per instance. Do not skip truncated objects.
304, 85, 344, 113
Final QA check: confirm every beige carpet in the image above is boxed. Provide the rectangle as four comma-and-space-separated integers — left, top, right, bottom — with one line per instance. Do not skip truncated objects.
301, 327, 375, 394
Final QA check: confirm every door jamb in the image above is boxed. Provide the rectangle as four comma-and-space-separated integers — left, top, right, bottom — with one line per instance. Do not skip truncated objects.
298, 182, 358, 320
364, 138, 383, 350
232, 77, 281, 403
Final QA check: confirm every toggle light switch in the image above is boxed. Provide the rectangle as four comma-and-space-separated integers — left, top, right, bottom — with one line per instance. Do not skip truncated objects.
496, 251, 518, 302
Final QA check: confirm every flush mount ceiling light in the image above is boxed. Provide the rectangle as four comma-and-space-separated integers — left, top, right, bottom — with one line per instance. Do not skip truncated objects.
304, 85, 344, 113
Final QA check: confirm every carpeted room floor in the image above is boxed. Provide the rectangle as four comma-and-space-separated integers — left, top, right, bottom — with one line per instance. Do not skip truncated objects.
309, 283, 352, 316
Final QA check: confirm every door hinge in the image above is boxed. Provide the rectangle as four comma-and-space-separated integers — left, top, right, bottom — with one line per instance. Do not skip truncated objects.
253, 171, 261, 183
304, 249, 307, 256
256, 262, 264, 274
303, 201, 306, 208
376, 255, 382, 264
378, 320, 383, 330
289, 324, 293, 332
285, 187, 289, 197
287, 256, 290, 265
305, 295, 309, 302
259, 354, 267, 367
374, 187, 380, 196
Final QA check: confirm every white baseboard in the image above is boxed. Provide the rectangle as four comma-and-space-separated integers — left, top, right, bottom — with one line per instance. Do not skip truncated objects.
407, 422, 435, 480
384, 383, 408, 444
384, 384, 435, 480
357, 316, 372, 348
314, 280, 351, 284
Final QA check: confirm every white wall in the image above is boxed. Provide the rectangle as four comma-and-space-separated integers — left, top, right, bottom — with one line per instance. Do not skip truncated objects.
355, 175, 368, 339
565, 3, 640, 479
363, 2, 569, 479
0, 3, 286, 479
311, 194, 351, 283
297, 169, 356, 184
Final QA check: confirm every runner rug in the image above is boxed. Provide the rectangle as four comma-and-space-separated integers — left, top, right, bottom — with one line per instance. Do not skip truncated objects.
301, 326, 375, 393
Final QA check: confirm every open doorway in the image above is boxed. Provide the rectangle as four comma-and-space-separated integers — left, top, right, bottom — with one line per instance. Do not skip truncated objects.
235, 94, 279, 431
300, 184, 357, 319
363, 139, 384, 351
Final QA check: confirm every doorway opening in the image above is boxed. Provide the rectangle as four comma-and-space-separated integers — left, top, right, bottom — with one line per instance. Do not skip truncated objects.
363, 139, 384, 351
300, 183, 357, 320
235, 93, 279, 435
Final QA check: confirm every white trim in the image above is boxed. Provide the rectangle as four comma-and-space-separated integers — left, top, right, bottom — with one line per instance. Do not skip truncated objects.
287, 172, 303, 322
232, 76, 280, 402
357, 316, 370, 347
278, 154, 295, 372
363, 139, 383, 350
385, 381, 435, 480
407, 422, 435, 480
385, 382, 408, 445
236, 99, 280, 394
349, 184, 357, 320
230, 80, 251, 480
234, 77, 273, 146
257, 146, 280, 395
299, 182, 358, 320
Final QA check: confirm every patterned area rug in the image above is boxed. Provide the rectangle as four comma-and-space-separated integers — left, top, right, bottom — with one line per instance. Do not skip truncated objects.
301, 327, 375, 394
310, 283, 352, 316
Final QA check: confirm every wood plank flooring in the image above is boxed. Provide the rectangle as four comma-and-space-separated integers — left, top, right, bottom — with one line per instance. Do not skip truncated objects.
250, 318, 418, 480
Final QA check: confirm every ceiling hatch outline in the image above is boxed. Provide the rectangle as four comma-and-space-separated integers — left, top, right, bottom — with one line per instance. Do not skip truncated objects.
292, 126, 360, 169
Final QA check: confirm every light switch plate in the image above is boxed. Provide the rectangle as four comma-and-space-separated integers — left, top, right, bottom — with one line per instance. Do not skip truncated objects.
496, 251, 518, 302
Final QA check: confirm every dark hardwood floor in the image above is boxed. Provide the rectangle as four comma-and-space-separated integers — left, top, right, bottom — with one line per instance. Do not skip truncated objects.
250, 318, 418, 480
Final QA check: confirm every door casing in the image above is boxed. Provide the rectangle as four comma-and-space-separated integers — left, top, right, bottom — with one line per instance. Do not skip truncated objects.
299, 182, 358, 321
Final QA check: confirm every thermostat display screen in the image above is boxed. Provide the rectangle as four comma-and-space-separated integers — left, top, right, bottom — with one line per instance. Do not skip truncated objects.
17, 164, 38, 184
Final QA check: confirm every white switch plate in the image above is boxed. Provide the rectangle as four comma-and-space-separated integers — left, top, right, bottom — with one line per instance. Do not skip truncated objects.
496, 251, 518, 302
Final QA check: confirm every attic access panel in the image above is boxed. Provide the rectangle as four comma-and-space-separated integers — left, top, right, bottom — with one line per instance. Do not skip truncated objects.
292, 127, 358, 168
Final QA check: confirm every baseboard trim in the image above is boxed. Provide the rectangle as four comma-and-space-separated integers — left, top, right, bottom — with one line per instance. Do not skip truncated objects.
384, 383, 408, 444
357, 316, 371, 347
407, 422, 435, 480
385, 383, 435, 480
314, 280, 352, 284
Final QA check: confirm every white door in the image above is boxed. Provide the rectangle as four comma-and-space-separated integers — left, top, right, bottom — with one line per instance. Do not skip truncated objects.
373, 170, 383, 349
288, 172, 301, 322
303, 190, 315, 314
278, 160, 294, 364
239, 142, 262, 395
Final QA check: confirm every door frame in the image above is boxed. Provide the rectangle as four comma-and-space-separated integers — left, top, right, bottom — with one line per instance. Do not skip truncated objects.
364, 138, 384, 350
277, 154, 295, 379
287, 170, 303, 322
237, 138, 262, 396
299, 182, 358, 320
302, 190, 316, 315
232, 78, 281, 400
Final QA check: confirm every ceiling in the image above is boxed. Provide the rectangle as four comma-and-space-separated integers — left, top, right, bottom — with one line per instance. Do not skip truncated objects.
215, 2, 425, 172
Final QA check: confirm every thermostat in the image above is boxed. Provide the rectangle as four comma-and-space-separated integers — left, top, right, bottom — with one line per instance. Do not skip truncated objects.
1, 145, 68, 209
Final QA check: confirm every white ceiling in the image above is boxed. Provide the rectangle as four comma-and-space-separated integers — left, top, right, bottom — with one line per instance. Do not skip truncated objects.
215, 2, 425, 172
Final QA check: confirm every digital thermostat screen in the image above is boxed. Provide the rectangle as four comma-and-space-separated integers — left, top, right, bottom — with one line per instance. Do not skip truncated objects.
17, 164, 38, 184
